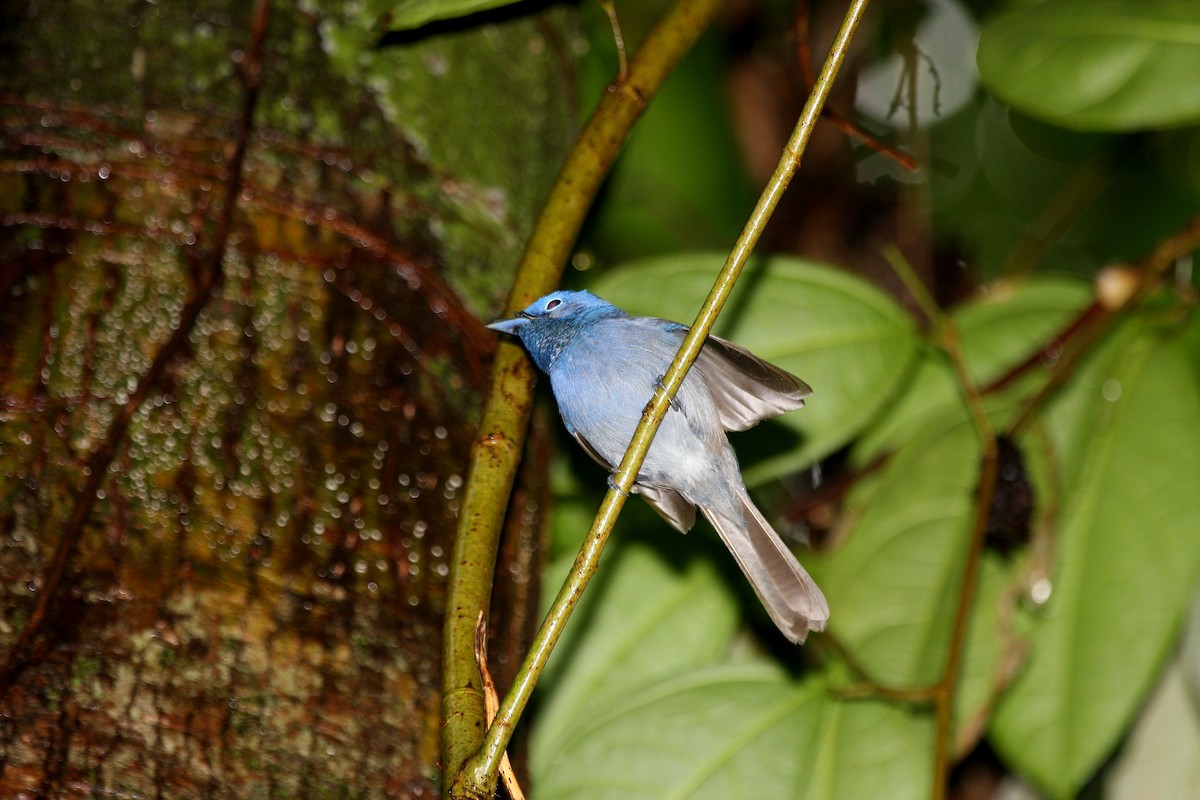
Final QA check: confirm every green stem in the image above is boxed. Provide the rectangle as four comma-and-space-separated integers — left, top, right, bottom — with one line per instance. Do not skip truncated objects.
882, 245, 999, 798
932, 330, 998, 800
452, 1, 873, 796
440, 0, 726, 793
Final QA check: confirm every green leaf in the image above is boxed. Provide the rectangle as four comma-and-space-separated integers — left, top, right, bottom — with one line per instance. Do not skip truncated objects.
977, 0, 1200, 130
816, 412, 982, 687
955, 277, 1093, 387
589, 255, 920, 483
855, 276, 1092, 461
381, 0, 525, 31
990, 319, 1200, 797
535, 665, 933, 800
533, 512, 741, 772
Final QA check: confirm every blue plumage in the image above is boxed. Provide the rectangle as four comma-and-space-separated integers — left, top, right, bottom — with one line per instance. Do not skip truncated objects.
488, 290, 829, 643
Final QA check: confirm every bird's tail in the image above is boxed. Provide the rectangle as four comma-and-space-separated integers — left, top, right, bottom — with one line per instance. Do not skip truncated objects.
703, 491, 829, 644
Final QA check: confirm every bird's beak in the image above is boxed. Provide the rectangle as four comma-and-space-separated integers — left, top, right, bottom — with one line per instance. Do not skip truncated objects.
485, 315, 529, 335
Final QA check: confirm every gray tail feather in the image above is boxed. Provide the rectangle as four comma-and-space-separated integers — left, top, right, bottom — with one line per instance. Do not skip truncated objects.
703, 491, 830, 644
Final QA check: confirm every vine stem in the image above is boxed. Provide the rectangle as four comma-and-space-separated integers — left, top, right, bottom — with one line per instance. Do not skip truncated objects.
450, 2, 873, 797
882, 245, 999, 798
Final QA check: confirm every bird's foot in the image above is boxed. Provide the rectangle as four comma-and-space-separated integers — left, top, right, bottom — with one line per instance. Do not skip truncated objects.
655, 375, 683, 413
606, 475, 632, 497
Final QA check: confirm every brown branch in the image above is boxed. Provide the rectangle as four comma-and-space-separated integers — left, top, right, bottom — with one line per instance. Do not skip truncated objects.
0, 0, 273, 690
930, 357, 997, 800
880, 247, 999, 797
981, 300, 1106, 397
794, 2, 917, 171
1006, 211, 1200, 437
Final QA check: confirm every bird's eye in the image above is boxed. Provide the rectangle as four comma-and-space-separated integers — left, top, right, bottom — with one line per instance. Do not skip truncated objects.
546, 298, 562, 311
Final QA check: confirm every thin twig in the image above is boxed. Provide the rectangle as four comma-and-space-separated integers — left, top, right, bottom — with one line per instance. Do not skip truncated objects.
475, 613, 525, 800
794, 2, 917, 171
931, 435, 998, 800
597, 1, 628, 84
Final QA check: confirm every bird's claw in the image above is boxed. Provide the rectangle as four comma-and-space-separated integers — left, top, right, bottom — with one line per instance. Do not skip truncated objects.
607, 475, 631, 497
655, 375, 683, 413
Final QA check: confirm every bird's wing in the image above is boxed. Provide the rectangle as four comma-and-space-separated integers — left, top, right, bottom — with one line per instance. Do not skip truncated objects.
569, 429, 615, 474
571, 429, 696, 534
624, 317, 808, 431
685, 330, 811, 432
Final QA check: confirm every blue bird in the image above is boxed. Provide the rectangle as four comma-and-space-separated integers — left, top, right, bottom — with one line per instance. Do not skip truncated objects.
488, 290, 829, 643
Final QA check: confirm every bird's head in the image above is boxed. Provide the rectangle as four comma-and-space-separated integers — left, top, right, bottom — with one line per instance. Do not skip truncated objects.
486, 290, 623, 372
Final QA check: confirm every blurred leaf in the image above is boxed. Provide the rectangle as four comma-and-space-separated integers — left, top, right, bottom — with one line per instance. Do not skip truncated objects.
990, 317, 1200, 797
589, 255, 920, 483
381, 0, 525, 31
927, 98, 1102, 279
977, 0, 1200, 131
532, 516, 740, 768
931, 98, 1199, 278
536, 665, 933, 800
816, 413, 982, 687
851, 353, 957, 463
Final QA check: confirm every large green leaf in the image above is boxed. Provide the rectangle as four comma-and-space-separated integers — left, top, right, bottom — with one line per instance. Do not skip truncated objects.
589, 255, 920, 483
532, 520, 740, 767
816, 413, 982, 687
977, 0, 1200, 130
536, 665, 933, 800
990, 319, 1200, 797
